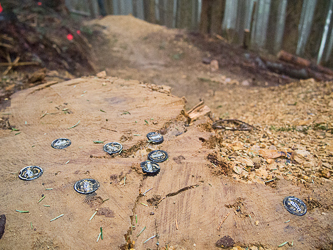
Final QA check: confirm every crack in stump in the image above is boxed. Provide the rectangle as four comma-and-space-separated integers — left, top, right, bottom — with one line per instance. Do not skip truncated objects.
165, 184, 199, 198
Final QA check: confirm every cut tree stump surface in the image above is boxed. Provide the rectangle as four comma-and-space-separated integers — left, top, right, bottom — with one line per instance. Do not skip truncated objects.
0, 76, 332, 250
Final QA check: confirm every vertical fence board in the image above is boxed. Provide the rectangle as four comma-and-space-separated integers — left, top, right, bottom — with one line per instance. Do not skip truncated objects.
296, 0, 317, 56
317, 0, 333, 64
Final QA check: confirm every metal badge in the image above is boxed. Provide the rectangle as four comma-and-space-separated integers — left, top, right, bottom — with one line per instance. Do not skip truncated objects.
51, 138, 71, 149
146, 132, 164, 144
148, 150, 168, 163
103, 142, 123, 155
283, 196, 307, 216
74, 179, 100, 194
19, 166, 43, 181
140, 161, 160, 175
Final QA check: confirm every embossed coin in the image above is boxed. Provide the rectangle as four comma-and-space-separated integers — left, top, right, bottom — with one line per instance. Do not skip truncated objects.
19, 166, 43, 181
148, 150, 168, 163
74, 179, 100, 194
103, 142, 123, 155
146, 132, 164, 144
51, 138, 71, 149
140, 161, 160, 175
283, 196, 307, 216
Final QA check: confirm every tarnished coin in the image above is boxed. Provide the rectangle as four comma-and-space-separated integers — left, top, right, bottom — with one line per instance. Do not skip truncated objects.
140, 160, 160, 175
19, 166, 43, 181
146, 132, 164, 144
103, 142, 123, 155
51, 138, 71, 149
74, 179, 100, 194
283, 196, 307, 216
148, 150, 168, 163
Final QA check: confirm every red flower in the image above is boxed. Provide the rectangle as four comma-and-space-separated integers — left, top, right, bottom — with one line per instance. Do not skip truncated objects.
67, 34, 73, 41
0, 3, 3, 13
76, 30, 81, 35
37, 2, 42, 6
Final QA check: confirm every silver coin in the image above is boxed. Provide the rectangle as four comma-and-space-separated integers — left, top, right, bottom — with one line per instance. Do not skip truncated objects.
148, 150, 168, 163
147, 132, 164, 144
74, 179, 100, 194
140, 161, 160, 175
103, 142, 123, 155
51, 138, 71, 149
19, 166, 43, 181
283, 196, 307, 216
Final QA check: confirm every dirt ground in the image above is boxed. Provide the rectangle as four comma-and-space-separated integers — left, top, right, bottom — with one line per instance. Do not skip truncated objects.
0, 15, 333, 250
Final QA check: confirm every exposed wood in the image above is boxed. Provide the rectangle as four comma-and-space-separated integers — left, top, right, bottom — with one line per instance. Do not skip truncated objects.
0, 76, 184, 249
187, 100, 204, 114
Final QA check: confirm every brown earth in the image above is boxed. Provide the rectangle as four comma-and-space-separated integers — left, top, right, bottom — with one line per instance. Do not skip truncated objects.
0, 15, 333, 250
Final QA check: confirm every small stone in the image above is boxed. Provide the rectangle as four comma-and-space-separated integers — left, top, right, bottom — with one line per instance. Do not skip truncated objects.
233, 165, 243, 175
266, 159, 274, 164
241, 80, 250, 86
320, 169, 331, 179
150, 212, 155, 215
216, 236, 235, 248
255, 220, 259, 226
210, 60, 219, 72
96, 71, 106, 78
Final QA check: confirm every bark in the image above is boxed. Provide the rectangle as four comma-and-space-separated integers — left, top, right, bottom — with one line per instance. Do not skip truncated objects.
144, 0, 156, 23
87, 0, 96, 18
165, 0, 174, 28
132, 0, 138, 17
177, 0, 192, 29
105, 0, 114, 15
210, 0, 225, 35
199, 0, 212, 33
158, 0, 166, 25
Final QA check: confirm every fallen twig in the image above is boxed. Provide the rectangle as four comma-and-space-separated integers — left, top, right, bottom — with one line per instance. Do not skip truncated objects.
175, 219, 179, 230
0, 61, 38, 66
40, 111, 48, 119
3, 56, 20, 75
141, 202, 148, 207
265, 177, 276, 183
217, 212, 230, 230
212, 119, 254, 131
